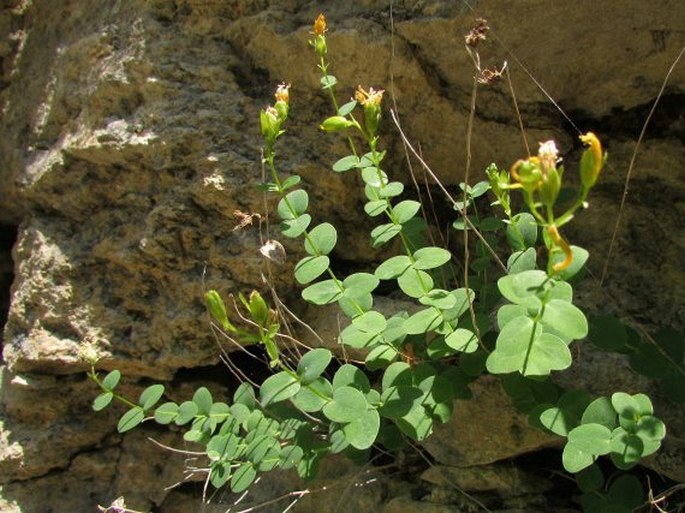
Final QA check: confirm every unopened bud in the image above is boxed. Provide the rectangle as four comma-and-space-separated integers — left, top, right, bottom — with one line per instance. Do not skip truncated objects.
320, 115, 354, 132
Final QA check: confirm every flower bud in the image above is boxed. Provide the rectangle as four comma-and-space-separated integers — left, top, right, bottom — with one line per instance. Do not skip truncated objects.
310, 14, 328, 56
274, 83, 290, 120
539, 165, 561, 209
320, 115, 354, 132
511, 159, 543, 193
354, 86, 384, 137
260, 106, 281, 142
579, 132, 604, 189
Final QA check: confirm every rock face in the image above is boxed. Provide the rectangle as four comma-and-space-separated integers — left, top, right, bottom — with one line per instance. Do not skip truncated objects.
0, 1, 683, 512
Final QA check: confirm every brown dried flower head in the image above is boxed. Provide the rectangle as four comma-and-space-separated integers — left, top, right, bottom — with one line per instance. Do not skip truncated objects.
465, 18, 489, 47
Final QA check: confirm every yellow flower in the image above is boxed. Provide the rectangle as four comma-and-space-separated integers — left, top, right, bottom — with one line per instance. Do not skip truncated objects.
579, 132, 604, 189
312, 13, 327, 36
548, 224, 573, 272
274, 83, 290, 104
354, 86, 384, 107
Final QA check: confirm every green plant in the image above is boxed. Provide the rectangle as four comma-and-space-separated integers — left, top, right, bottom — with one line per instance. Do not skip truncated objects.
88, 13, 679, 509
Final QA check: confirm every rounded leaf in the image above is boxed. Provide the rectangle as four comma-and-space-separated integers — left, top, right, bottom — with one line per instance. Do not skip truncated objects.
297, 348, 333, 385
118, 406, 144, 433
568, 423, 612, 455
176, 400, 199, 425
139, 384, 165, 411
413, 247, 452, 270
370, 223, 402, 248
292, 377, 332, 412
280, 213, 311, 238
404, 308, 443, 335
260, 372, 301, 406
332, 154, 360, 172
506, 212, 537, 250
294, 255, 330, 284
397, 269, 433, 299
343, 409, 380, 450
375, 255, 412, 280
277, 189, 308, 220
193, 387, 213, 415
154, 402, 179, 425
302, 279, 344, 305
541, 300, 588, 341
333, 364, 371, 392
323, 386, 368, 423
230, 463, 257, 493
393, 200, 421, 224
93, 391, 113, 412
305, 223, 337, 255
445, 328, 478, 353
102, 370, 121, 390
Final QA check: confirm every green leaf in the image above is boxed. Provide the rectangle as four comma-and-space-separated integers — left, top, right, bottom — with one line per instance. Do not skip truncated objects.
320, 74, 338, 89
539, 390, 592, 436
611, 392, 641, 421
397, 269, 433, 298
93, 392, 113, 411
338, 292, 373, 317
581, 397, 617, 430
233, 382, 256, 409
506, 212, 537, 250
375, 255, 412, 280
412, 247, 452, 270
193, 387, 213, 415
154, 402, 179, 424
230, 463, 257, 493
540, 300, 588, 341
118, 406, 145, 433
323, 386, 368, 423
382, 362, 412, 391
364, 199, 387, 216
404, 308, 443, 335
393, 200, 421, 224
337, 100, 357, 117
297, 348, 333, 385
635, 416, 666, 456
332, 154, 360, 172
445, 328, 478, 353
209, 462, 231, 488
497, 270, 550, 309
294, 255, 330, 284
568, 423, 612, 455
343, 273, 379, 298
497, 303, 527, 331
305, 223, 337, 255
486, 316, 572, 376
260, 372, 301, 406
175, 401, 198, 425
562, 441, 596, 473
441, 288, 475, 321
610, 428, 643, 469
378, 182, 404, 198
277, 189, 309, 220
370, 223, 402, 247
469, 180, 490, 198
342, 409, 380, 450
607, 475, 643, 509
302, 279, 344, 305
333, 364, 371, 392
365, 344, 399, 370
280, 445, 304, 470
292, 377, 332, 412
419, 289, 457, 309
361, 167, 388, 187
280, 213, 311, 238
587, 315, 629, 352
138, 384, 164, 411
207, 433, 239, 461
575, 464, 604, 493
281, 175, 301, 190
479, 216, 504, 231
102, 370, 121, 390
553, 245, 589, 280
380, 385, 424, 418
507, 248, 537, 274
205, 290, 236, 332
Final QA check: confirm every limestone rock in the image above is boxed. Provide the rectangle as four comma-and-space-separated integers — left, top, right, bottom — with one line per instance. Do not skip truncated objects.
0, 1, 684, 512
423, 375, 560, 467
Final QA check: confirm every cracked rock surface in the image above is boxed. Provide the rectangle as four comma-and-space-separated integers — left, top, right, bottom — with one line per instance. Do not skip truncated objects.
0, 1, 683, 511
